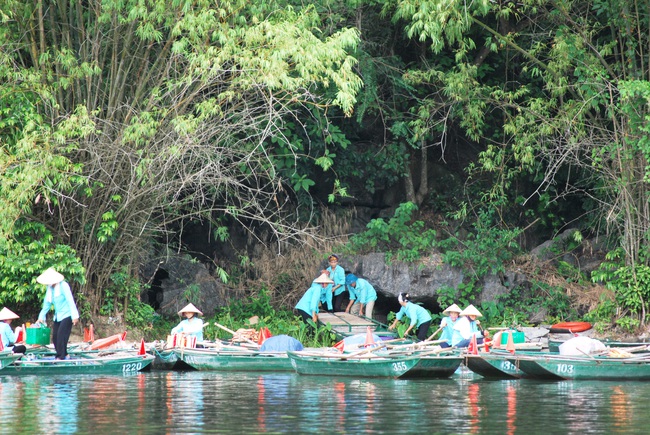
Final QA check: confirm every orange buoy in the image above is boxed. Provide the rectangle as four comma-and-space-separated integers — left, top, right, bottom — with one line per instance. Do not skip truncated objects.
549, 321, 592, 333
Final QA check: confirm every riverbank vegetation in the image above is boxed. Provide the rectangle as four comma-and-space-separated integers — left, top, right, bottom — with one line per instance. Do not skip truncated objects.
3, 0, 650, 336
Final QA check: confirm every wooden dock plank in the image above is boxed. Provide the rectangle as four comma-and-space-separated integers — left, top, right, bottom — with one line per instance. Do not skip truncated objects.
318, 312, 393, 337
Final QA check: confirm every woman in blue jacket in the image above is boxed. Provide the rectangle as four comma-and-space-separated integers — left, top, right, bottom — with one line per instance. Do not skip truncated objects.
344, 274, 378, 319
296, 273, 333, 324
388, 293, 432, 341
34, 268, 80, 360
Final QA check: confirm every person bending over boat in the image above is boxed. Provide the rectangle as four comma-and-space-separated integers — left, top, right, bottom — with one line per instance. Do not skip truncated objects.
296, 273, 333, 324
326, 254, 346, 312
344, 274, 377, 319
439, 303, 462, 348
172, 303, 204, 341
388, 293, 432, 341
0, 307, 26, 354
34, 268, 80, 360
451, 304, 484, 348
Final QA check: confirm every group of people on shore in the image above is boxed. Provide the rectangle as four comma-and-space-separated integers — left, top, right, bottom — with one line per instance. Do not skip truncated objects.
294, 254, 486, 348
295, 254, 379, 325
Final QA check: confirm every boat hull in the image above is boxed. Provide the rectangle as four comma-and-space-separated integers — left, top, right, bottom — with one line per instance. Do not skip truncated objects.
2, 354, 154, 376
464, 353, 525, 379
174, 348, 294, 372
401, 355, 463, 379
288, 351, 420, 378
509, 354, 650, 380
0, 352, 21, 370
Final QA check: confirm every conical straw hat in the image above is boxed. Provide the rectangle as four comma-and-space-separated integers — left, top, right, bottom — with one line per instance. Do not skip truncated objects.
314, 273, 334, 284
460, 304, 483, 317
178, 303, 203, 316
443, 303, 462, 314
36, 268, 65, 285
0, 307, 19, 321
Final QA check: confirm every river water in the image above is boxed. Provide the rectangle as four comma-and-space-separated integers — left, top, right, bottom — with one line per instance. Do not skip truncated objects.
1, 368, 648, 434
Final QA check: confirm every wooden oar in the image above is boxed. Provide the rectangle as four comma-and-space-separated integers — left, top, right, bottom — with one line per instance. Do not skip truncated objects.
213, 322, 259, 347
426, 326, 443, 342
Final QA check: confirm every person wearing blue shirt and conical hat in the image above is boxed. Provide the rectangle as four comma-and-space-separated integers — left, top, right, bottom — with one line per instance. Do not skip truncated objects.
439, 303, 461, 348
451, 304, 484, 348
34, 268, 80, 360
388, 292, 432, 341
171, 303, 205, 341
0, 307, 26, 354
296, 273, 334, 324
344, 274, 378, 319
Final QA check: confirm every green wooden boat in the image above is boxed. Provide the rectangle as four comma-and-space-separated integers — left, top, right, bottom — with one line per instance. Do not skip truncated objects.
174, 348, 294, 372
1, 353, 154, 376
0, 351, 21, 370
401, 355, 463, 378
287, 351, 420, 378
507, 353, 650, 380
464, 353, 527, 379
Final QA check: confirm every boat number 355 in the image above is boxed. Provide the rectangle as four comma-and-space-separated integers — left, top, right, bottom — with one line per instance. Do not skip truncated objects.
556, 364, 574, 373
122, 362, 143, 372
392, 361, 408, 372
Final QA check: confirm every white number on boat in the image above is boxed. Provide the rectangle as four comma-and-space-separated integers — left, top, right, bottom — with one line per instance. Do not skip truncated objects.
556, 364, 574, 374
184, 356, 195, 365
500, 361, 516, 371
122, 362, 143, 372
392, 361, 408, 372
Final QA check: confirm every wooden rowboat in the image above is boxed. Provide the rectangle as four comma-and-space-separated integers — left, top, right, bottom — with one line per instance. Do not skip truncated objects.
174, 347, 294, 372
1, 352, 154, 376
507, 353, 650, 380
287, 351, 420, 378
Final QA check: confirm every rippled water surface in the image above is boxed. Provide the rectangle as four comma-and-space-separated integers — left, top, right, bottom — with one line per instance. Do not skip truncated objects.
2, 368, 649, 434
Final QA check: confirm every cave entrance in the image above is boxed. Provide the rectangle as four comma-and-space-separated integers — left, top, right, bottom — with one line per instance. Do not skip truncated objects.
145, 268, 169, 311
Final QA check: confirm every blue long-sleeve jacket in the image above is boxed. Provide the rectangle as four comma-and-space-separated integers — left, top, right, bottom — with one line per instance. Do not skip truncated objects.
38, 281, 80, 322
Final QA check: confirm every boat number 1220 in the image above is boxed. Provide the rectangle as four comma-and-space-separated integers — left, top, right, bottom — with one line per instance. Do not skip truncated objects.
122, 362, 143, 372
392, 362, 408, 372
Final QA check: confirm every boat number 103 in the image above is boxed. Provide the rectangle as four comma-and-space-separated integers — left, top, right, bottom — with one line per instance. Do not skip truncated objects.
556, 364, 574, 373
392, 361, 408, 372
122, 362, 143, 372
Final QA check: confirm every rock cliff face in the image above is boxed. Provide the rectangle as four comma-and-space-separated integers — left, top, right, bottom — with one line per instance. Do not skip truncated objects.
141, 255, 226, 318
141, 231, 606, 320
338, 252, 517, 315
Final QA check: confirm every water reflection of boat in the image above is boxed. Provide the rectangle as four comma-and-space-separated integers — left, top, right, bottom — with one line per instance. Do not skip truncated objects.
174, 348, 294, 372
2, 353, 154, 376
287, 351, 420, 378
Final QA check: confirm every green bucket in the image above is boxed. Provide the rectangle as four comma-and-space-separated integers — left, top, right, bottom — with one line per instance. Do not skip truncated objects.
26, 327, 51, 345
